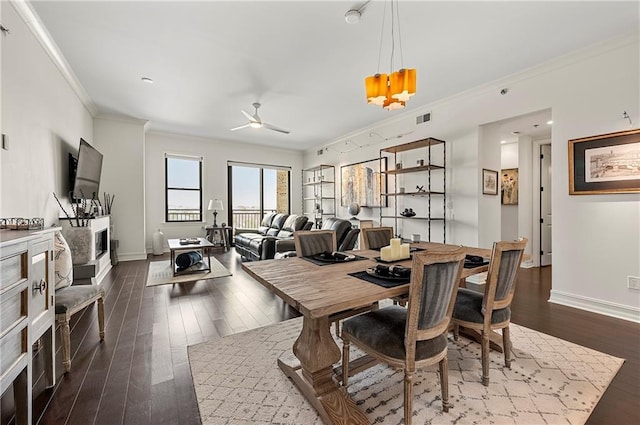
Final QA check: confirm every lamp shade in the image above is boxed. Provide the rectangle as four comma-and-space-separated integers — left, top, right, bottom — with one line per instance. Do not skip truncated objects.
390, 68, 416, 102
365, 73, 388, 106
208, 199, 224, 211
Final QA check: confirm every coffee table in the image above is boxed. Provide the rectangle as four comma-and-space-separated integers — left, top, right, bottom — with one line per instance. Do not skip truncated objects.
167, 237, 215, 277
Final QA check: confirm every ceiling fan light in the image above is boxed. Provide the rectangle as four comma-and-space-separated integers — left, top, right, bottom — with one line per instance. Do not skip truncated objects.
390, 68, 416, 101
250, 122, 262, 129
365, 73, 388, 105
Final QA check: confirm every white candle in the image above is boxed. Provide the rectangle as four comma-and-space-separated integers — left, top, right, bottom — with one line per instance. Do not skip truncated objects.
390, 238, 401, 260
380, 246, 393, 261
401, 243, 410, 259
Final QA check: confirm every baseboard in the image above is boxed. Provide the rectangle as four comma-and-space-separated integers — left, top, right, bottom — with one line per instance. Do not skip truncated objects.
549, 290, 640, 323
118, 252, 148, 262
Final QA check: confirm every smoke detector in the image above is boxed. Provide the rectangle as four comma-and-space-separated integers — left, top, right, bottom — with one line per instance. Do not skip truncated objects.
345, 9, 361, 24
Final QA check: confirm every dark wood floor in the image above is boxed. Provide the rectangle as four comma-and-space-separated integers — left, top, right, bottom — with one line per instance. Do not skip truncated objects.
3, 250, 639, 424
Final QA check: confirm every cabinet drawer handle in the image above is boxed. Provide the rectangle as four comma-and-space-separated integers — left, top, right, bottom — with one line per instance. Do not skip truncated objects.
33, 278, 47, 294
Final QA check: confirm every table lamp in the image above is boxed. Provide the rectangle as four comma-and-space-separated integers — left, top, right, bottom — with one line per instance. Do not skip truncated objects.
208, 199, 224, 227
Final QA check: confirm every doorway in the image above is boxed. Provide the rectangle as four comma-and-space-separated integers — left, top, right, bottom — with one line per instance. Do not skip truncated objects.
540, 144, 552, 266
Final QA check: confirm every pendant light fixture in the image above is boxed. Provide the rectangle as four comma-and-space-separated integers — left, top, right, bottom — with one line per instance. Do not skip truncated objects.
364, 0, 416, 110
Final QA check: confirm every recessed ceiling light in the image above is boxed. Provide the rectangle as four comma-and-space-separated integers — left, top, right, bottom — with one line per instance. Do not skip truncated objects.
141, 77, 154, 84
547, 120, 553, 125
512, 131, 520, 135
500, 140, 507, 144
344, 9, 361, 24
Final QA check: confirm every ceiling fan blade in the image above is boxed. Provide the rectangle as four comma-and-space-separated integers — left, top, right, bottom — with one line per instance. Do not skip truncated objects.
262, 122, 290, 134
230, 123, 251, 131
241, 110, 256, 122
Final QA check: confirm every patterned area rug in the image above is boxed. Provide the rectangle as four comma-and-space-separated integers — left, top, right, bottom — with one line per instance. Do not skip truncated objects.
146, 258, 231, 286
188, 317, 623, 425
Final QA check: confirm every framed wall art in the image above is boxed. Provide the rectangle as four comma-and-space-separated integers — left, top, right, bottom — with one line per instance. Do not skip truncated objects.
569, 128, 640, 194
482, 168, 498, 195
501, 168, 519, 205
341, 157, 387, 207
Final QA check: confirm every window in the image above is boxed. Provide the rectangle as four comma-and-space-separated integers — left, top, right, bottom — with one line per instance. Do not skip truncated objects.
165, 155, 202, 222
228, 162, 290, 229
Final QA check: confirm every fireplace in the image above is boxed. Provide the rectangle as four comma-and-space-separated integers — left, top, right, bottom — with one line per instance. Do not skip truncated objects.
95, 228, 108, 259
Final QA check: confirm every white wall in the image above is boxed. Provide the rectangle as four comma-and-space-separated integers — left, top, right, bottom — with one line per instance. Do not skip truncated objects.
0, 2, 93, 224
304, 34, 640, 322
144, 132, 304, 253
94, 116, 147, 261
501, 142, 519, 242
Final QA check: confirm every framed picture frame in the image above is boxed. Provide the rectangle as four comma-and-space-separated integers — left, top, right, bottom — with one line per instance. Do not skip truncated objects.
569, 128, 640, 194
501, 168, 519, 205
341, 157, 387, 207
482, 168, 498, 195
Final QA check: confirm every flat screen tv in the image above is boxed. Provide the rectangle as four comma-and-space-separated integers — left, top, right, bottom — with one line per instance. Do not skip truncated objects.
70, 138, 103, 200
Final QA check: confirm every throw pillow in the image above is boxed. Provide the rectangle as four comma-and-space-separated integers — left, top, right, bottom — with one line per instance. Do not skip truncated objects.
54, 231, 74, 289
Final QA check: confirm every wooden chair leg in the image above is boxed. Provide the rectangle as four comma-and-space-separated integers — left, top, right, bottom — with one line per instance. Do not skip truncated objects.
439, 357, 450, 412
98, 296, 105, 341
453, 323, 459, 341
481, 331, 490, 386
58, 315, 72, 373
503, 325, 512, 368
404, 370, 414, 425
341, 338, 350, 386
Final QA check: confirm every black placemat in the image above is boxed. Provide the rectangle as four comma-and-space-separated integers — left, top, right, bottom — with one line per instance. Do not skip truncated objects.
464, 254, 489, 268
348, 270, 410, 288
301, 254, 368, 266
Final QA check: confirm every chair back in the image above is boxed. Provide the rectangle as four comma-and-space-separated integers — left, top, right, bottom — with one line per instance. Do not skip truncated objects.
361, 227, 394, 250
339, 228, 360, 251
482, 238, 528, 314
294, 230, 337, 257
405, 248, 466, 349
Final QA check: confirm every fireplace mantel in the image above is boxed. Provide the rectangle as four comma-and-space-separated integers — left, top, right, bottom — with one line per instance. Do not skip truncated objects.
59, 216, 111, 284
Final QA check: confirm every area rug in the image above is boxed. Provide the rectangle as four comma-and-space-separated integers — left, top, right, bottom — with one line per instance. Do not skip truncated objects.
146, 258, 232, 287
188, 317, 623, 425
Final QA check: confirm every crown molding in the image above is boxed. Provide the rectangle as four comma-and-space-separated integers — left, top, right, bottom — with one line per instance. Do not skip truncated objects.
11, 0, 98, 117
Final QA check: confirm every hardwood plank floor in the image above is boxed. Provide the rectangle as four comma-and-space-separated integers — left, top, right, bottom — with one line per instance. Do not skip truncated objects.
2, 250, 638, 424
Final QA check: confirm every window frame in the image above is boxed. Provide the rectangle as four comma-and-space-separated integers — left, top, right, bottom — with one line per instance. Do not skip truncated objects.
165, 154, 203, 223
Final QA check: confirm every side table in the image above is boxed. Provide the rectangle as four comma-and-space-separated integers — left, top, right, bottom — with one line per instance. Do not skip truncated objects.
205, 225, 233, 250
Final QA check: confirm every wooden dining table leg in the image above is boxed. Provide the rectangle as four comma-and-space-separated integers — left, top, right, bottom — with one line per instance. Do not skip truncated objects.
277, 315, 369, 425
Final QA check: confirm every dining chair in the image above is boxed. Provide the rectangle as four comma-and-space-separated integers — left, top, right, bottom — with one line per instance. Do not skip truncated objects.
294, 229, 376, 336
341, 248, 466, 424
361, 226, 394, 250
293, 230, 337, 257
451, 237, 528, 386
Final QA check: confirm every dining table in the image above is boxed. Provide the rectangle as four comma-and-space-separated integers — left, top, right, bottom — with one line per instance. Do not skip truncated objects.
241, 242, 491, 425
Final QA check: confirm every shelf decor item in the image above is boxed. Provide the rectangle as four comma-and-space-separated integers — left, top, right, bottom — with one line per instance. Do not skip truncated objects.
568, 128, 640, 194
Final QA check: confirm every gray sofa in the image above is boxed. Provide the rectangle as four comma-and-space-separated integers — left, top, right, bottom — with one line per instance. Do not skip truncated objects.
234, 213, 311, 261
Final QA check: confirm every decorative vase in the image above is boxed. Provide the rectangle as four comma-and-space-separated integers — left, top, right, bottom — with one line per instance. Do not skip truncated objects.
61, 226, 92, 265
152, 229, 165, 255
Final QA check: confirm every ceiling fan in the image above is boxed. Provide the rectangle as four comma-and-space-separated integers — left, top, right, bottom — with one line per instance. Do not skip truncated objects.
230, 102, 290, 134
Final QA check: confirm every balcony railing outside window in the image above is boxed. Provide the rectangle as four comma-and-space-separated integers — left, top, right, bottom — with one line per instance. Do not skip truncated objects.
166, 209, 278, 229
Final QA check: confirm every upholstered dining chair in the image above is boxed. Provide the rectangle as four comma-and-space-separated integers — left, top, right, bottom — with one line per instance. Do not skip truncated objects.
361, 226, 394, 250
341, 248, 466, 424
293, 230, 337, 257
451, 237, 528, 386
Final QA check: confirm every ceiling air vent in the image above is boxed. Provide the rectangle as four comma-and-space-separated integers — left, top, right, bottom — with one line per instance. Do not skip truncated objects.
416, 112, 431, 125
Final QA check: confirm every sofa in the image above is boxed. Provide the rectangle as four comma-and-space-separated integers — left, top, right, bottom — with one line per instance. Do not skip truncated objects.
234, 213, 311, 261
274, 217, 360, 256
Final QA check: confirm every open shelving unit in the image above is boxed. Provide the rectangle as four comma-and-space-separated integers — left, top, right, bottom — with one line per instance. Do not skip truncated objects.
379, 137, 446, 242
302, 164, 336, 229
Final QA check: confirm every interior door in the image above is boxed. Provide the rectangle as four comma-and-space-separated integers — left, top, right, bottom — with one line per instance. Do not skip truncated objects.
540, 144, 552, 266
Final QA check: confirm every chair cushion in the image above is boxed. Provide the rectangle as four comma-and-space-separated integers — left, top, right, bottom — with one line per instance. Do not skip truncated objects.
55, 285, 104, 314
257, 213, 277, 235
54, 231, 73, 290
452, 288, 511, 324
342, 305, 448, 361
176, 251, 202, 269
276, 214, 308, 238
266, 214, 289, 236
